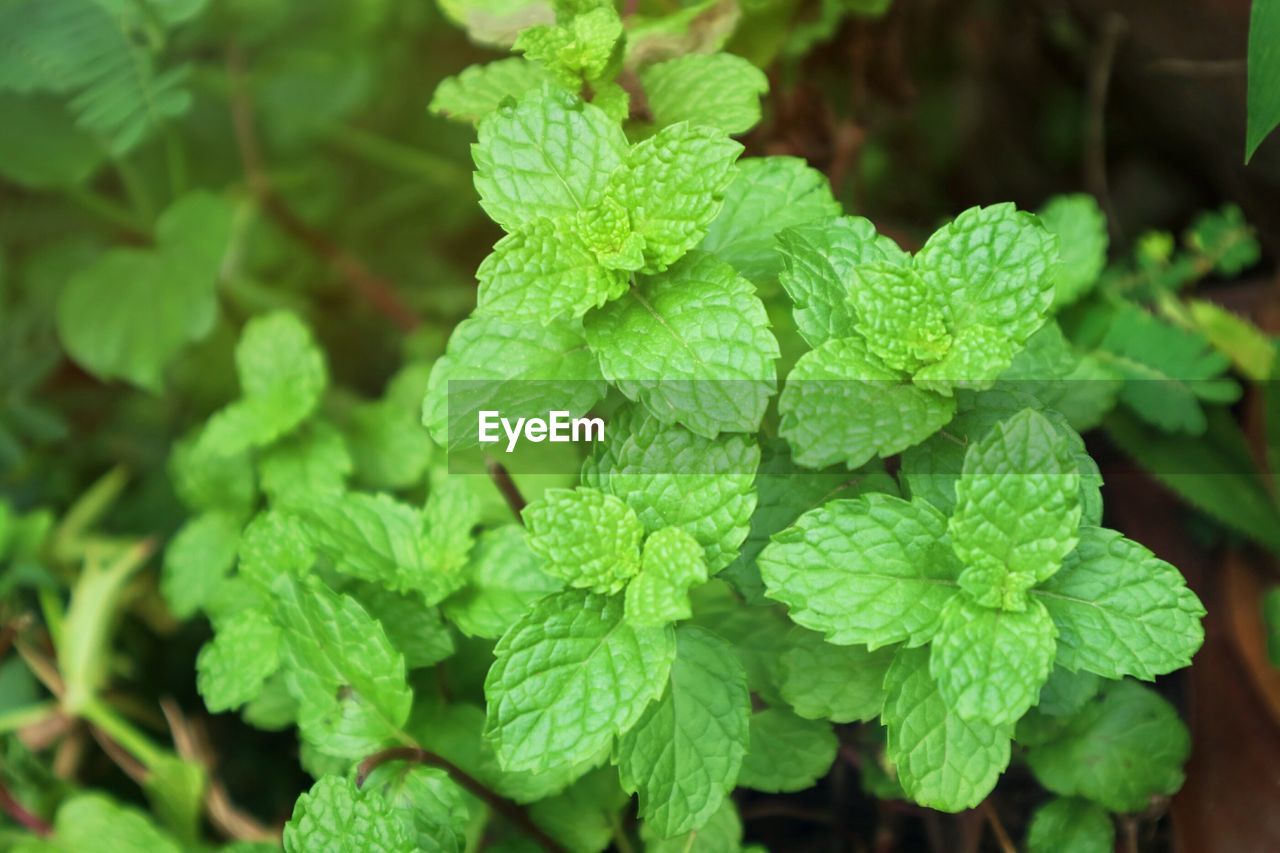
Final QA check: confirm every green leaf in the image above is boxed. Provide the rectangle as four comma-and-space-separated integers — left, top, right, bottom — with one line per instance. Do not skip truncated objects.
443, 525, 564, 639
930, 595, 1057, 725
1035, 666, 1104, 718
430, 58, 554, 124
361, 763, 473, 853
848, 263, 950, 374
882, 647, 1012, 812
584, 252, 779, 438
914, 202, 1059, 345
257, 421, 352, 505
0, 93, 104, 188
161, 511, 241, 620
616, 626, 749, 838
476, 218, 627, 324
168, 432, 256, 517
354, 584, 456, 670
422, 314, 605, 448
581, 405, 760, 572
777, 626, 894, 723
1025, 680, 1191, 812
948, 408, 1081, 609
1038, 194, 1108, 308
1185, 298, 1276, 381
41, 794, 181, 853
237, 510, 314, 593
640, 797, 743, 853
423, 474, 481, 578
274, 576, 413, 758
1247, 0, 1280, 160
778, 337, 956, 469
196, 608, 281, 712
614, 123, 742, 271
1033, 527, 1205, 680
56, 192, 232, 391
292, 492, 461, 604
144, 755, 206, 846
473, 87, 627, 231
484, 590, 676, 772
1025, 797, 1114, 853
699, 156, 841, 281
777, 215, 908, 348
641, 53, 768, 135
528, 765, 630, 851
198, 312, 328, 456
624, 527, 709, 627
515, 6, 622, 85
759, 494, 961, 648
736, 708, 837, 792
284, 775, 412, 853
523, 487, 644, 593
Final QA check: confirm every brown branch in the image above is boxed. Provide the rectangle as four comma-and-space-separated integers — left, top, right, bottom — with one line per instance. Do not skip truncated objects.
977, 799, 1016, 853
357, 747, 564, 853
0, 782, 51, 837
1085, 13, 1127, 239
225, 44, 421, 334
485, 458, 527, 521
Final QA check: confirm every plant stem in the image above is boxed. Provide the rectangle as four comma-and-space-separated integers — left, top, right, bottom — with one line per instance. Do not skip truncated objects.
79, 697, 165, 771
63, 188, 148, 235
485, 458, 527, 521
977, 799, 1015, 853
0, 782, 51, 837
0, 702, 58, 736
357, 747, 564, 853
326, 124, 459, 187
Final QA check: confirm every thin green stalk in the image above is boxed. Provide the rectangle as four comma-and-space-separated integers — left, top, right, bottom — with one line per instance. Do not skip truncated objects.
79, 697, 165, 771
0, 702, 58, 736
163, 126, 188, 200
113, 156, 157, 224
326, 124, 460, 186
63, 188, 147, 234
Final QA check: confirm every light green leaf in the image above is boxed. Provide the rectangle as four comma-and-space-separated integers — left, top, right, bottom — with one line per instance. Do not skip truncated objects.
423, 474, 481, 578
168, 432, 257, 517
523, 487, 644, 593
515, 6, 622, 85
848, 263, 950, 374
930, 596, 1057, 725
0, 93, 104, 188
777, 627, 894, 723
616, 626, 749, 838
948, 408, 1081, 610
614, 123, 742, 272
196, 607, 281, 712
624, 527, 709, 627
161, 511, 241, 620
144, 755, 206, 846
777, 215, 908, 347
476, 218, 626, 324
41, 794, 180, 853
1025, 680, 1190, 812
699, 156, 841, 281
361, 764, 473, 853
582, 406, 760, 572
1247, 0, 1280, 160
274, 576, 413, 758
473, 87, 627, 231
484, 590, 676, 772
584, 252, 779, 438
257, 421, 352, 506
1026, 797, 1114, 853
883, 647, 1012, 812
641, 53, 768, 135
422, 314, 605, 447
238, 510, 314, 593
778, 337, 955, 469
1038, 194, 1108, 308
430, 58, 554, 124
56, 192, 232, 391
198, 312, 328, 456
283, 775, 412, 853
528, 766, 630, 853
759, 494, 961, 648
443, 525, 563, 639
736, 708, 837, 792
354, 584, 456, 670
640, 797, 743, 853
1033, 527, 1205, 680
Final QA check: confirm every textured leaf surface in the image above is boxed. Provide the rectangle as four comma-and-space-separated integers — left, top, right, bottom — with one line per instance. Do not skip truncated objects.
581, 406, 759, 571
1033, 527, 1205, 680
473, 87, 627, 230
257, 422, 352, 505
585, 252, 779, 437
430, 58, 553, 123
777, 215, 908, 347
736, 708, 837, 792
274, 576, 412, 758
699, 156, 841, 281
759, 494, 961, 647
284, 776, 411, 853
161, 511, 241, 620
778, 337, 955, 469
43, 794, 180, 853
443, 525, 563, 639
778, 627, 894, 723
930, 596, 1057, 724
1025, 680, 1190, 812
485, 590, 676, 772
1038, 194, 1107, 308
523, 487, 644, 593
640, 797, 743, 853
948, 408, 1081, 609
883, 648, 1012, 812
624, 527, 709, 627
616, 626, 749, 838
1026, 797, 1114, 853
641, 54, 768, 135
196, 608, 281, 712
